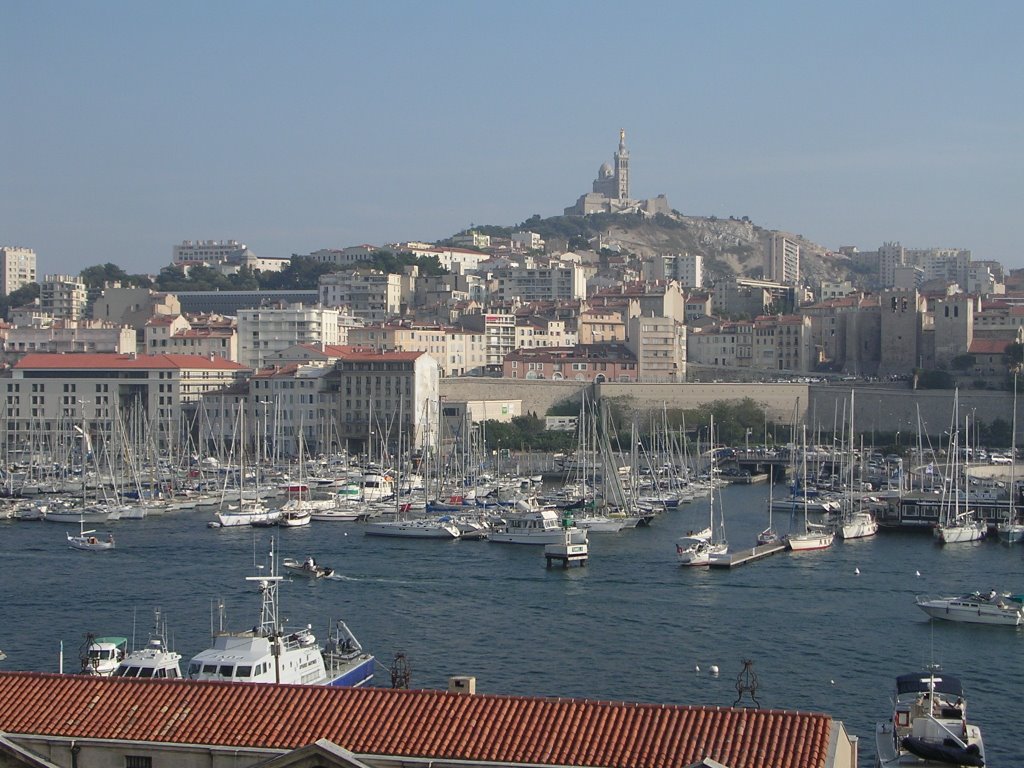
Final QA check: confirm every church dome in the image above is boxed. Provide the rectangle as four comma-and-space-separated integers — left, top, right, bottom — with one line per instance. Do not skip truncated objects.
598, 162, 613, 178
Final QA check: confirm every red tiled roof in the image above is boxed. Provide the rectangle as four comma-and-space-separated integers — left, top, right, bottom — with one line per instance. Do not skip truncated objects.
968, 338, 1013, 355
13, 353, 246, 371
0, 673, 834, 768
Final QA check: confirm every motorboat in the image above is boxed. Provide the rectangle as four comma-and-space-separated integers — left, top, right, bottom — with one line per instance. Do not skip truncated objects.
214, 500, 281, 528
187, 540, 374, 687
111, 610, 182, 679
915, 590, 1023, 626
283, 556, 335, 579
837, 508, 880, 540
79, 635, 127, 676
875, 667, 985, 767
488, 507, 587, 545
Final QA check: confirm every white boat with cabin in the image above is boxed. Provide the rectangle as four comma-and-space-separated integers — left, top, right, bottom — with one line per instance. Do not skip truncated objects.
915, 590, 1023, 626
489, 507, 587, 545
874, 667, 984, 767
186, 542, 374, 687
111, 610, 182, 679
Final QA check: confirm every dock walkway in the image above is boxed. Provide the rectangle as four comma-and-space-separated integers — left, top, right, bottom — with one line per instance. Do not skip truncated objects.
708, 541, 787, 568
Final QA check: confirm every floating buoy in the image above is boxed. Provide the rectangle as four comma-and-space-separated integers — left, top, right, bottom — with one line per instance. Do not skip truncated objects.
915, 570, 921, 577
854, 567, 860, 575
694, 665, 700, 674
830, 679, 836, 685
710, 665, 720, 677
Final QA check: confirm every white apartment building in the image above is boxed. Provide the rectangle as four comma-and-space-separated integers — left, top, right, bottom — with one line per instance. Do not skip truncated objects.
878, 242, 905, 288
318, 270, 403, 322
392, 243, 487, 274
7, 352, 249, 452
237, 304, 343, 370
492, 265, 586, 303
39, 274, 87, 320
173, 240, 249, 266
459, 313, 516, 371
347, 323, 489, 377
0, 246, 37, 295
510, 231, 545, 251
305, 245, 380, 267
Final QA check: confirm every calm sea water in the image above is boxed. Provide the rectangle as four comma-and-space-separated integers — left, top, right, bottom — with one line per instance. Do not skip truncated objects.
2, 483, 1021, 766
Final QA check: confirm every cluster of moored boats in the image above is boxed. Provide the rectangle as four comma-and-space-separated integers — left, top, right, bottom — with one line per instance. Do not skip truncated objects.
75, 544, 375, 689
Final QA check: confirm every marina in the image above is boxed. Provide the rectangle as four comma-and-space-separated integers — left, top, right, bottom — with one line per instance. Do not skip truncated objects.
0, 479, 1021, 766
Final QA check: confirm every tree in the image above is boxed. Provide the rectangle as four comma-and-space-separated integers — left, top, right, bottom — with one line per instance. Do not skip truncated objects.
0, 282, 41, 320
916, 370, 955, 389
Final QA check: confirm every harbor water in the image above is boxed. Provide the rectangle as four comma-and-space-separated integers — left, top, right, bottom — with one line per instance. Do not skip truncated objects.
1, 481, 1021, 766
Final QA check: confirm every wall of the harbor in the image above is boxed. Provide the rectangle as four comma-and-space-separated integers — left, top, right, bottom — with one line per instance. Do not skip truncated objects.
441, 378, 1018, 441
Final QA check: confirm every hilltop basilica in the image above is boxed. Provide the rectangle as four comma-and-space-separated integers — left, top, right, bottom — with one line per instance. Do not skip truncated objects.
563, 130, 671, 217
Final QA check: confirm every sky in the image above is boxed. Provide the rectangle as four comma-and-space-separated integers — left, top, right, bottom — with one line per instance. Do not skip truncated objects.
3, 1, 1023, 276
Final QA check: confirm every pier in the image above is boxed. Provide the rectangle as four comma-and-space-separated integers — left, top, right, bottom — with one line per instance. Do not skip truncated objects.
544, 540, 589, 568
708, 541, 787, 568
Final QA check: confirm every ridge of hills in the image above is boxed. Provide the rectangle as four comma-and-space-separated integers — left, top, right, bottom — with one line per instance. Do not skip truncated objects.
459, 211, 866, 289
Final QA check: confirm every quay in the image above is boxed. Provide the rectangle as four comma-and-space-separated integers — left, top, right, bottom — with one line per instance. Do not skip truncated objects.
708, 541, 787, 568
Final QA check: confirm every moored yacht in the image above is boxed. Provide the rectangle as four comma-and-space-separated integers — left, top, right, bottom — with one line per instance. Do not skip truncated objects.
186, 542, 374, 687
915, 590, 1023, 626
875, 667, 984, 767
112, 610, 182, 679
489, 507, 587, 545
79, 635, 127, 676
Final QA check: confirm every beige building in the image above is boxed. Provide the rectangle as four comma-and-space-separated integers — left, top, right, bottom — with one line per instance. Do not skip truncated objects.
491, 264, 587, 304
578, 307, 627, 344
0, 246, 37, 295
7, 352, 249, 452
458, 312, 516, 372
144, 314, 238, 361
626, 315, 686, 382
3, 320, 136, 358
348, 323, 488, 377
91, 286, 181, 327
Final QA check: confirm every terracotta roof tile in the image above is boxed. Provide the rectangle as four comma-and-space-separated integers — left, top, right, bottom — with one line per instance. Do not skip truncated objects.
0, 673, 835, 768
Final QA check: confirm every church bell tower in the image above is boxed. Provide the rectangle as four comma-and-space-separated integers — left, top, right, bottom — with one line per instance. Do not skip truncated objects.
614, 128, 629, 202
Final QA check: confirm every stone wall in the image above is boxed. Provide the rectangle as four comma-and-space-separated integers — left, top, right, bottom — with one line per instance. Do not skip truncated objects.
441, 377, 1020, 443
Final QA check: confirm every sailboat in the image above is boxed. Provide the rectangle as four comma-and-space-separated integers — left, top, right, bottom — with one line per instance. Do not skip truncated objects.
213, 407, 280, 528
785, 425, 834, 552
934, 389, 985, 544
67, 516, 116, 551
836, 392, 879, 540
676, 416, 728, 566
997, 373, 1024, 543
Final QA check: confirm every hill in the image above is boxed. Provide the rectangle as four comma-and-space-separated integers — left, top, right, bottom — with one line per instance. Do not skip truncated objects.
461, 211, 867, 287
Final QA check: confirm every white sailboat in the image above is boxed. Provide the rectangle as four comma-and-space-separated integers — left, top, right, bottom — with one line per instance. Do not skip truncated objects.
214, 408, 280, 528
836, 392, 879, 540
676, 416, 728, 565
997, 373, 1024, 543
785, 425, 834, 552
934, 389, 985, 544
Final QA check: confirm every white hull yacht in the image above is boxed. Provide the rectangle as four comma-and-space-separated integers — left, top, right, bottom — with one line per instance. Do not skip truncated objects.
915, 591, 1023, 626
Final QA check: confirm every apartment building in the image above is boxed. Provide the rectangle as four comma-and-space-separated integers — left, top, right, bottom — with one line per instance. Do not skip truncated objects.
491, 264, 587, 304
3, 321, 136, 358
144, 314, 238, 361
0, 246, 37, 295
348, 322, 488, 377
458, 313, 516, 372
502, 344, 638, 382
318, 269, 405, 322
237, 304, 344, 370
39, 274, 87, 320
626, 315, 686, 382
7, 352, 249, 452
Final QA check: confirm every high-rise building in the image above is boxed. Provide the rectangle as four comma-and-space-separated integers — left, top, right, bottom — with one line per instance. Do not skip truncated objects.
0, 246, 37, 295
767, 235, 800, 285
40, 274, 88, 320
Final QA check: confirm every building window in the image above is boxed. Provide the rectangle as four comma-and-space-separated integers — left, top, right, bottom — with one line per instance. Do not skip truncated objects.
125, 757, 152, 768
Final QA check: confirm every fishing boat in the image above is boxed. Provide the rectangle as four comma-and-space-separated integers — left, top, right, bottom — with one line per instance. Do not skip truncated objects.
111, 610, 182, 679
915, 590, 1023, 626
282, 556, 335, 579
874, 666, 985, 767
186, 540, 374, 686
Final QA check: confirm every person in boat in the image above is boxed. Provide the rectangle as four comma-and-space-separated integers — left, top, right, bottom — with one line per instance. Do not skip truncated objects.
304, 556, 316, 570
88, 536, 97, 544
107, 534, 115, 545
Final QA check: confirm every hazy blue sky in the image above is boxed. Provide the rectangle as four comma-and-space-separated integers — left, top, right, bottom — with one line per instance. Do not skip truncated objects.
3, 1, 1022, 275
